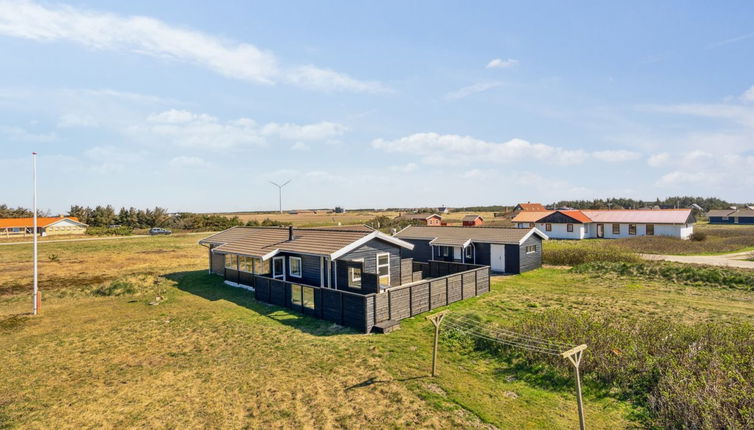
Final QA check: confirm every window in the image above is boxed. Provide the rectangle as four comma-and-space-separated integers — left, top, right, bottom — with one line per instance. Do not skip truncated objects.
289, 256, 302, 278
302, 287, 315, 309
465, 246, 473, 259
529, 223, 535, 228
224, 254, 238, 270
722, 216, 728, 221
441, 246, 450, 257
612, 224, 620, 235
525, 245, 537, 254
545, 223, 552, 232
348, 259, 362, 289
272, 257, 285, 279
629, 224, 636, 235
252, 258, 270, 275
376, 253, 390, 286
567, 223, 574, 232
291, 284, 302, 306
646, 224, 654, 235
239, 256, 254, 273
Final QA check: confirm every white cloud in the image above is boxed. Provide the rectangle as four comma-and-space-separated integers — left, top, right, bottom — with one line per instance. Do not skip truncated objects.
58, 113, 98, 127
372, 132, 589, 166
285, 65, 389, 94
647, 152, 670, 167
445, 81, 504, 100
262, 121, 346, 141
0, 125, 57, 142
592, 150, 641, 162
486, 58, 519, 69
0, 1, 385, 93
389, 162, 418, 173
169, 155, 210, 168
137, 109, 346, 149
741, 85, 754, 102
290, 142, 310, 151
654, 151, 754, 188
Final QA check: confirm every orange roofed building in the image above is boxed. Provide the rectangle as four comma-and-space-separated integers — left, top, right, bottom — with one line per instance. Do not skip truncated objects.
0, 216, 88, 237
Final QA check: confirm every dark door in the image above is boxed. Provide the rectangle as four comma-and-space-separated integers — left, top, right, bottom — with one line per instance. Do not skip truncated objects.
597, 224, 604, 238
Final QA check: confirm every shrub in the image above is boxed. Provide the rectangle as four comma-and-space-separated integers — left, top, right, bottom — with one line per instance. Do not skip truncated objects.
689, 231, 707, 241
571, 261, 754, 291
85, 226, 133, 236
543, 242, 641, 266
446, 310, 754, 429
91, 274, 166, 297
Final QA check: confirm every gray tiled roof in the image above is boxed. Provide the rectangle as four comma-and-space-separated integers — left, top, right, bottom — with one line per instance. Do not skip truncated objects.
395, 226, 545, 245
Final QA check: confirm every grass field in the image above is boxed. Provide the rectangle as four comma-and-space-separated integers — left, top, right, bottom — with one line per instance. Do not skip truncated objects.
2, 235, 753, 428
543, 223, 754, 258
212, 210, 505, 227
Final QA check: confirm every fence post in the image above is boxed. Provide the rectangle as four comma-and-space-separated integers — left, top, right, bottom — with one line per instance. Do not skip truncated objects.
445, 277, 449, 305
388, 289, 392, 320
409, 286, 413, 316
474, 269, 478, 296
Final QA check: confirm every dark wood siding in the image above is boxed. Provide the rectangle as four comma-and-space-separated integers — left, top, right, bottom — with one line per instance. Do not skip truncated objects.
401, 238, 433, 262
340, 238, 402, 287
504, 244, 520, 274
472, 242, 491, 265
538, 212, 585, 224
518, 235, 543, 273
277, 252, 322, 286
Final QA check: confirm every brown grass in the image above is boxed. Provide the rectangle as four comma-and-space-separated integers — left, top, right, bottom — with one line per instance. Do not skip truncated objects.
610, 224, 754, 255
212, 210, 505, 227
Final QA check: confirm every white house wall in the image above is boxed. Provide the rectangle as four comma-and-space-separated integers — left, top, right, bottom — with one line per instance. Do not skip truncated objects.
537, 223, 586, 240
543, 222, 693, 240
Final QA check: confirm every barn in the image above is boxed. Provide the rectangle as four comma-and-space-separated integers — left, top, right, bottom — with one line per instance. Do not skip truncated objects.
394, 226, 547, 274
395, 213, 443, 226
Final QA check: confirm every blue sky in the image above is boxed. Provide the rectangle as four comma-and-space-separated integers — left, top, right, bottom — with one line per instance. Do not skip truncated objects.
1, 1, 753, 213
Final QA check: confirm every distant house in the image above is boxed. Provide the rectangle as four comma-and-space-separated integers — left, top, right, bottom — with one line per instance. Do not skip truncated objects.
461, 214, 484, 226
708, 208, 754, 225
396, 213, 443, 226
512, 209, 695, 239
200, 225, 490, 333
514, 202, 547, 212
438, 206, 450, 214
395, 226, 547, 274
0, 216, 87, 237
334, 206, 346, 214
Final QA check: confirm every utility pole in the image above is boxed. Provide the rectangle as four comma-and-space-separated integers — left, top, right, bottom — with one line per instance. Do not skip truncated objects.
269, 180, 291, 214
32, 152, 39, 315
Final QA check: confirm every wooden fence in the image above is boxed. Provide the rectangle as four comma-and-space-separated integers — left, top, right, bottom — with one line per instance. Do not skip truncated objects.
224, 260, 490, 333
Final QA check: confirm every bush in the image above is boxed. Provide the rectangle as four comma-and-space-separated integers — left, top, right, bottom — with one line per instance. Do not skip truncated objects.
86, 226, 133, 236
91, 274, 166, 297
689, 231, 707, 241
447, 310, 754, 429
543, 242, 641, 266
571, 261, 754, 291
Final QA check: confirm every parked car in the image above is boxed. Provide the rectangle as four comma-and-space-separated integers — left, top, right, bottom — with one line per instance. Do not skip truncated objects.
148, 227, 172, 235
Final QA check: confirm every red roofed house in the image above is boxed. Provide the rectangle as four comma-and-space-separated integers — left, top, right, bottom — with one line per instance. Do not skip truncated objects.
461, 214, 484, 226
0, 216, 88, 237
512, 209, 694, 240
514, 202, 548, 212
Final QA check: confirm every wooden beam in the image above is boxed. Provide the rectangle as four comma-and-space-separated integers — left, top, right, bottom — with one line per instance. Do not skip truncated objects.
560, 344, 587, 358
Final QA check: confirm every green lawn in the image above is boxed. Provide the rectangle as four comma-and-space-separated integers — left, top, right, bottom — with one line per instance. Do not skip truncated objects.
2, 235, 753, 428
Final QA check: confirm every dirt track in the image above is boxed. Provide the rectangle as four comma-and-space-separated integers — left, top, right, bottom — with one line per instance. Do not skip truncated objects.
642, 250, 754, 269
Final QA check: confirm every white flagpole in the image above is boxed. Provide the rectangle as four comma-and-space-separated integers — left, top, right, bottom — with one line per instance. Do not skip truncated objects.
32, 152, 38, 315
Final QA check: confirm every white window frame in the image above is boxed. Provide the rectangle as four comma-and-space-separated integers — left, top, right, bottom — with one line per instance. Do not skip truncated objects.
464, 246, 473, 259
566, 223, 573, 232
526, 245, 537, 254
272, 256, 285, 279
348, 258, 363, 289
545, 223, 552, 232
289, 256, 302, 278
376, 252, 390, 286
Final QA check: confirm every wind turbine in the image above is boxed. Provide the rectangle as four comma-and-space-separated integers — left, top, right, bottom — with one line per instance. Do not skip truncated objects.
269, 180, 291, 214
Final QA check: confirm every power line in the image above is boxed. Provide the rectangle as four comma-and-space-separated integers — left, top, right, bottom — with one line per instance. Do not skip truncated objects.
446, 315, 575, 349
443, 319, 565, 355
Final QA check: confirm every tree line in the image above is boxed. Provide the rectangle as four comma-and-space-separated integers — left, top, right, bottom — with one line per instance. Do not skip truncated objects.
549, 196, 735, 211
